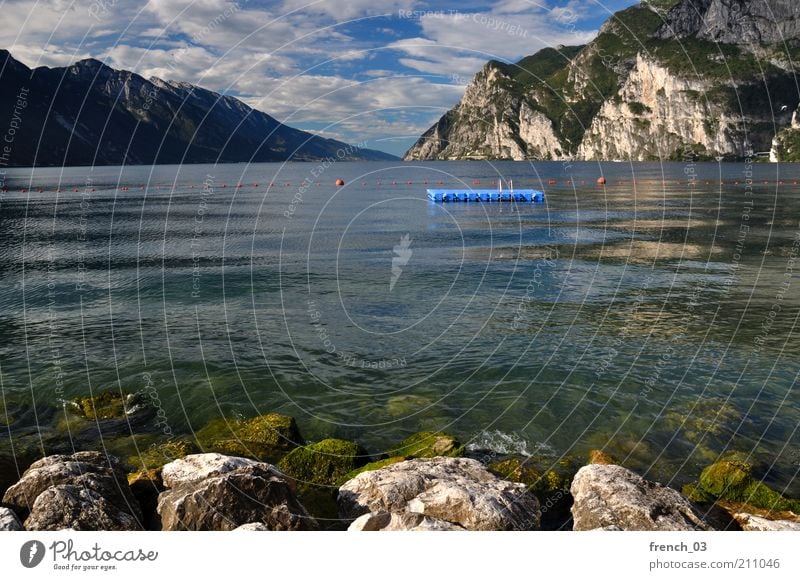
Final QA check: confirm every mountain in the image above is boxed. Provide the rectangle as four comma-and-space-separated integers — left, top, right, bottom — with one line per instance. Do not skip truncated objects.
404, 0, 800, 162
0, 50, 396, 167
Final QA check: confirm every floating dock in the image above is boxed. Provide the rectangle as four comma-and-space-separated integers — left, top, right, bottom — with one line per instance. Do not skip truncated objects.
426, 189, 544, 203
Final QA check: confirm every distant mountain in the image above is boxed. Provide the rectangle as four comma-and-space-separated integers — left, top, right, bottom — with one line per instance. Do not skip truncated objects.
0, 50, 396, 167
405, 0, 800, 162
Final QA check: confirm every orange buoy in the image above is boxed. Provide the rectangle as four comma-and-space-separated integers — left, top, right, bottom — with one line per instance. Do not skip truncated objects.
335, 178, 344, 186
597, 177, 606, 185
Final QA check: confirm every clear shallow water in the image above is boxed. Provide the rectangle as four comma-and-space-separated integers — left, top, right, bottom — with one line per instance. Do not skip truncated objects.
1, 160, 799, 494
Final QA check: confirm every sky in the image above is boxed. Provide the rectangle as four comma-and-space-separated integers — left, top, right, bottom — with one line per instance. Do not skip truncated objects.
3, 0, 639, 156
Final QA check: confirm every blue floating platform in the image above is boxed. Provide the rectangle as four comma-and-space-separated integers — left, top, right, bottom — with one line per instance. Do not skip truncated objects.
427, 189, 544, 203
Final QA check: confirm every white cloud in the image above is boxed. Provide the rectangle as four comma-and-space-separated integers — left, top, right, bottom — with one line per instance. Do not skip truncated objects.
280, 0, 418, 20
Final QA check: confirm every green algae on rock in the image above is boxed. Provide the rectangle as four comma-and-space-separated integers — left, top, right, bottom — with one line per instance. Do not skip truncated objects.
128, 439, 199, 471
71, 390, 139, 420
684, 458, 800, 513
196, 413, 304, 463
390, 431, 463, 459
589, 449, 618, 465
488, 457, 575, 494
277, 438, 368, 486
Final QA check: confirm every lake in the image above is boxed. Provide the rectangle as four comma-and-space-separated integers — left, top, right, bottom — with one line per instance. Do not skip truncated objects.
1, 160, 798, 495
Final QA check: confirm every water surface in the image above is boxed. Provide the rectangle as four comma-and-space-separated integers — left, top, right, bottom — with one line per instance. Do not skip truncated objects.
1, 160, 798, 494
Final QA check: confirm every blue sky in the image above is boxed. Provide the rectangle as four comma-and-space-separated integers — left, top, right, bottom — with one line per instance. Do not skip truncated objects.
4, 0, 639, 156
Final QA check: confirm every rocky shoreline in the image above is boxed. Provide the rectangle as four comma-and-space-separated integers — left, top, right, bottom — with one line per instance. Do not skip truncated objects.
1, 391, 799, 532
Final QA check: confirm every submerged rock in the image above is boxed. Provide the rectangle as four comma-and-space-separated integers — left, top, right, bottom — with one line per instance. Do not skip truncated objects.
390, 431, 463, 459
683, 458, 800, 512
571, 464, 712, 531
196, 413, 304, 463
0, 507, 22, 531
734, 513, 800, 531
2, 451, 143, 531
339, 457, 540, 531
588, 449, 617, 465
157, 453, 316, 531
385, 394, 434, 417
60, 390, 157, 438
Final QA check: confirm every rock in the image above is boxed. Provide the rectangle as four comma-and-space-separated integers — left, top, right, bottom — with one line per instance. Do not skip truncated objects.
683, 459, 800, 512
571, 464, 712, 531
656, 0, 800, 45
234, 522, 270, 531
734, 513, 800, 531
348, 511, 463, 531
196, 413, 304, 463
390, 431, 463, 459
339, 457, 540, 531
25, 485, 141, 531
277, 439, 368, 486
157, 453, 315, 531
0, 507, 22, 531
160, 453, 259, 487
2, 451, 143, 530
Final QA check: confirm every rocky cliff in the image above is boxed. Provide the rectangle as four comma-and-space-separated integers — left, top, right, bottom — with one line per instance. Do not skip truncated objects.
405, 1, 800, 162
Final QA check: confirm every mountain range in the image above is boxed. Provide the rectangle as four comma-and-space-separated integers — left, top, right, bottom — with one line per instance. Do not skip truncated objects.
404, 0, 800, 162
0, 50, 395, 168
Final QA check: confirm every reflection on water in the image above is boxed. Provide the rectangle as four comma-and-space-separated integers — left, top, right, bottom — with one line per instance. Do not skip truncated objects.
0, 160, 798, 493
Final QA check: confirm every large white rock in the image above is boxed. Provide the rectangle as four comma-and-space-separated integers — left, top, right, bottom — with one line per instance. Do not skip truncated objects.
338, 457, 540, 531
571, 464, 712, 531
734, 513, 800, 531
0, 507, 21, 531
161, 453, 260, 487
157, 453, 315, 531
2, 451, 142, 531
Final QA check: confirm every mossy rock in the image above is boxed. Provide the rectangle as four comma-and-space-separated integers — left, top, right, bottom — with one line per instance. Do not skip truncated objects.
664, 398, 740, 444
71, 390, 136, 420
684, 459, 800, 512
127, 439, 199, 471
489, 457, 573, 494
277, 439, 368, 486
390, 431, 463, 459
196, 413, 304, 463
589, 449, 617, 465
335, 456, 406, 486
